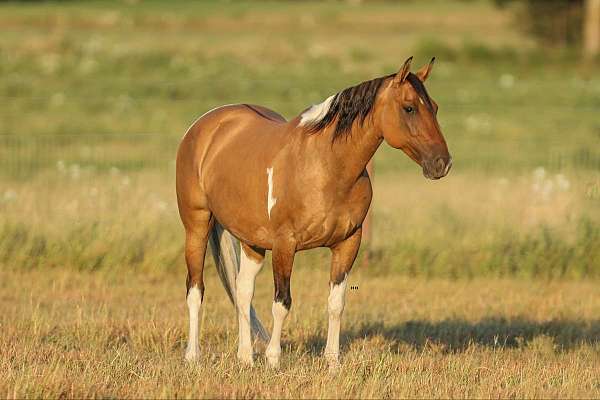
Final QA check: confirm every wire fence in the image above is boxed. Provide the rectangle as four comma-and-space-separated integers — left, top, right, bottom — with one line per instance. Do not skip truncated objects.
0, 133, 177, 181
0, 132, 598, 185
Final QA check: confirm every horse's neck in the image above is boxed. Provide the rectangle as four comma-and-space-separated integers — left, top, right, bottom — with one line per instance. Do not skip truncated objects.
324, 124, 383, 184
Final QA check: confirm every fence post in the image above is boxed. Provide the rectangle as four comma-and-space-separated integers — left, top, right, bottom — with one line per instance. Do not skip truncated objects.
584, 0, 600, 59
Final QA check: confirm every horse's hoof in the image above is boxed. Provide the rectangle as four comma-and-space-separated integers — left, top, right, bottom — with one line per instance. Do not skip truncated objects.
325, 354, 340, 372
237, 352, 254, 367
184, 348, 200, 362
265, 347, 281, 368
327, 361, 341, 374
266, 355, 280, 369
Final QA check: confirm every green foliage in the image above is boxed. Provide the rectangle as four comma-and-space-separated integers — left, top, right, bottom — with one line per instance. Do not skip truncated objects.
494, 0, 584, 47
0, 0, 598, 279
368, 218, 600, 280
414, 38, 520, 64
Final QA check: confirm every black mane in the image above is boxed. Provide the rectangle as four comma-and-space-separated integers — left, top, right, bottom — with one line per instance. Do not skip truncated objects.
305, 72, 432, 139
306, 74, 393, 139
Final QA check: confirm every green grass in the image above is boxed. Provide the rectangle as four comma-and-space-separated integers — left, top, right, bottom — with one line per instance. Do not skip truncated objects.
1, 0, 599, 173
0, 0, 598, 276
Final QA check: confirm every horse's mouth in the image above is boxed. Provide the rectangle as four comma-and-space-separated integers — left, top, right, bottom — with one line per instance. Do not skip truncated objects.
423, 156, 452, 180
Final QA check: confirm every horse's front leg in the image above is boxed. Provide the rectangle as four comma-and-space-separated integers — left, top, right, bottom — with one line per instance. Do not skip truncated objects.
265, 238, 296, 368
325, 227, 361, 370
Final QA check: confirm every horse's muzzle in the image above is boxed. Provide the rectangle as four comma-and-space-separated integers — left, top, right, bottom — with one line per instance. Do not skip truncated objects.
422, 155, 452, 180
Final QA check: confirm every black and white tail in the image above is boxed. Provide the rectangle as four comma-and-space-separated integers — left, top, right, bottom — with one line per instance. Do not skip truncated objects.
208, 222, 270, 343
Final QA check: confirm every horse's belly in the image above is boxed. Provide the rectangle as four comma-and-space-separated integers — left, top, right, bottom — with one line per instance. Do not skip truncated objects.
206, 188, 273, 249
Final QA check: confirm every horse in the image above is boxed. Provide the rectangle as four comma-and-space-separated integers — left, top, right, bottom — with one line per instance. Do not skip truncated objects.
175, 56, 451, 370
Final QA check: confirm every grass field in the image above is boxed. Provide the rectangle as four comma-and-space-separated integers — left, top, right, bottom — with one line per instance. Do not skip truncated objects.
1, 0, 599, 398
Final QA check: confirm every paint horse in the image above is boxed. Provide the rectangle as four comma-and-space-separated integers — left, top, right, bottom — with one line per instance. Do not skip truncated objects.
176, 56, 451, 369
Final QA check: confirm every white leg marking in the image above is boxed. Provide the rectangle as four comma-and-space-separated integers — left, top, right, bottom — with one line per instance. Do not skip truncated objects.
236, 249, 263, 365
324, 274, 348, 369
266, 167, 277, 219
265, 301, 289, 368
299, 94, 335, 126
185, 285, 202, 361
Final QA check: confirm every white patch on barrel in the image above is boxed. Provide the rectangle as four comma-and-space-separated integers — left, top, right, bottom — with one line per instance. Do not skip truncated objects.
266, 167, 277, 219
299, 95, 335, 126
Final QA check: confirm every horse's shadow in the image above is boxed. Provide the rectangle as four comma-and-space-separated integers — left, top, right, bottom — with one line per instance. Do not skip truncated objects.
302, 317, 600, 355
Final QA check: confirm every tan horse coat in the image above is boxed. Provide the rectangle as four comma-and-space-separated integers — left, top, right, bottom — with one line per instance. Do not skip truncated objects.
176, 57, 451, 368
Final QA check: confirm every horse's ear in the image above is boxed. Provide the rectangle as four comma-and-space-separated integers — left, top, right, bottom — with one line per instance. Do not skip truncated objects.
416, 57, 435, 82
393, 56, 413, 86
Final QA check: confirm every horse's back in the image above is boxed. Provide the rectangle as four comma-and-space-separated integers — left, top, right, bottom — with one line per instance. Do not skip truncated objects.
242, 104, 287, 124
185, 104, 285, 139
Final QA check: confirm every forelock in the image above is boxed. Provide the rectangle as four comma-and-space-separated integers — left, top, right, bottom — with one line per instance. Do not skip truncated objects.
406, 73, 433, 112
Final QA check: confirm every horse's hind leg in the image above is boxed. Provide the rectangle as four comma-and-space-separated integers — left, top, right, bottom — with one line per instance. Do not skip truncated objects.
182, 209, 212, 362
236, 243, 265, 365
325, 228, 362, 370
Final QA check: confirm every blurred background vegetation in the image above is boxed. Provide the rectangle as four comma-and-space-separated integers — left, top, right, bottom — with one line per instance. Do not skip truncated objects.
494, 0, 585, 47
0, 0, 598, 278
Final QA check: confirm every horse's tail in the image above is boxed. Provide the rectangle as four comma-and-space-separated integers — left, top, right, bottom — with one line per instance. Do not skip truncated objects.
208, 221, 270, 343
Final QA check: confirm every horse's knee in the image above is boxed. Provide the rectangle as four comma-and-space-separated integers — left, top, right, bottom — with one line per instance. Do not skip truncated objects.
186, 284, 203, 310
271, 300, 289, 321
274, 283, 292, 311
328, 279, 347, 317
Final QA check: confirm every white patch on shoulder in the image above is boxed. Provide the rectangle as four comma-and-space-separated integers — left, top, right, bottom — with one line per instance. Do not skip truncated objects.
266, 167, 277, 219
299, 95, 335, 126
183, 104, 236, 137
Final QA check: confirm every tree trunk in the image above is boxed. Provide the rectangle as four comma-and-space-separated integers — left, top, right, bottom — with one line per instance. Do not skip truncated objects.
584, 0, 600, 59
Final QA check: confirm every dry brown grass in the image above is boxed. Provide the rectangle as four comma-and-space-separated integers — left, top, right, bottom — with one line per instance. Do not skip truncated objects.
1, 165, 597, 398
2, 266, 599, 398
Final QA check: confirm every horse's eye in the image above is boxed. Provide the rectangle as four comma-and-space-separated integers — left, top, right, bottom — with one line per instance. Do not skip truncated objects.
404, 106, 415, 114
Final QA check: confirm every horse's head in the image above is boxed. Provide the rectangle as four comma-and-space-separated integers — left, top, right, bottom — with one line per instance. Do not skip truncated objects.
377, 57, 452, 180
